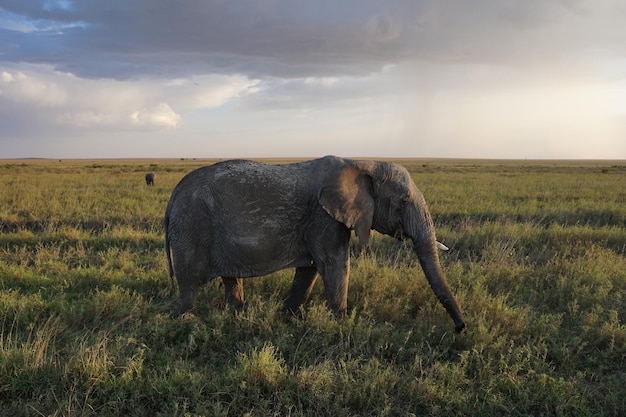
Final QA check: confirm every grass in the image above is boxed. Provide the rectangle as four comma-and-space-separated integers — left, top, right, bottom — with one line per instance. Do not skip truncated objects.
0, 158, 625, 416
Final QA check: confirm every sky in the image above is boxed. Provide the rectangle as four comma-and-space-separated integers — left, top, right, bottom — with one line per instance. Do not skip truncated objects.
1, 1, 625, 159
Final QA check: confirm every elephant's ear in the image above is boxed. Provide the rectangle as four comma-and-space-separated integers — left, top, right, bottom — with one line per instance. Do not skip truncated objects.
319, 164, 375, 246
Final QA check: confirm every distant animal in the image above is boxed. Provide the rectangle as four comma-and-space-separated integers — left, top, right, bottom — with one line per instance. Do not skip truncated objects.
145, 172, 155, 186
164, 156, 466, 332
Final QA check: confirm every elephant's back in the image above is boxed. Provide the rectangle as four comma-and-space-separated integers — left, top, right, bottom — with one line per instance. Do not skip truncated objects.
176, 159, 321, 193
168, 160, 252, 198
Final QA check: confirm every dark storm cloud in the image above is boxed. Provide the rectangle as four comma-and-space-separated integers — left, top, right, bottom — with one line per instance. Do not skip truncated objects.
0, 0, 407, 79
2, 0, 618, 80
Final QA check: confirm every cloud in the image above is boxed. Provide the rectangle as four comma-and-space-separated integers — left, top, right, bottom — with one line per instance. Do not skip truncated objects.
166, 75, 260, 110
0, 64, 256, 134
131, 103, 180, 129
237, 76, 368, 112
3, 0, 624, 81
0, 69, 67, 106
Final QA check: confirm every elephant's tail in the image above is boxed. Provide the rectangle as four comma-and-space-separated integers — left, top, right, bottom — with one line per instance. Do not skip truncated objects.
164, 213, 176, 292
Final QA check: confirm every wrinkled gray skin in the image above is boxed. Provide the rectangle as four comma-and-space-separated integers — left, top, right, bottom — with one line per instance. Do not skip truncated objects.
164, 156, 465, 332
145, 172, 155, 186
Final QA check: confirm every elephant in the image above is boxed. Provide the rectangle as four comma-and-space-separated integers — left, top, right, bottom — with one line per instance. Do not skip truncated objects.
145, 172, 155, 186
164, 156, 465, 332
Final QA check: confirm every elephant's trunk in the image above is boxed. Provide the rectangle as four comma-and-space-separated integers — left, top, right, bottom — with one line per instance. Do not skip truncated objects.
407, 200, 466, 332
414, 242, 466, 332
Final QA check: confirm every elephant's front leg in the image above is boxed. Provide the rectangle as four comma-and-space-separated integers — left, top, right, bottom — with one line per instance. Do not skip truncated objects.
284, 266, 319, 314
222, 277, 244, 309
311, 224, 352, 317
320, 259, 350, 318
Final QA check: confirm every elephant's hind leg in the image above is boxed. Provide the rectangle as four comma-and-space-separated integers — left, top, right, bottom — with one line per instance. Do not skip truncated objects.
284, 266, 319, 314
173, 253, 211, 316
177, 284, 199, 316
222, 277, 245, 308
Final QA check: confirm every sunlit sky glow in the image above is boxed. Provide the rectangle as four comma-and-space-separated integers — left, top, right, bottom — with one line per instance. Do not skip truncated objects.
1, 1, 625, 159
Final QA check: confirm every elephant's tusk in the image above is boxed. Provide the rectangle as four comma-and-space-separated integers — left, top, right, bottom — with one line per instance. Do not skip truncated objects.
436, 241, 449, 251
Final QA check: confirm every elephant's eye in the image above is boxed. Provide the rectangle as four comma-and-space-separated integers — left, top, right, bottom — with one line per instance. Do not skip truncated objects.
400, 195, 410, 207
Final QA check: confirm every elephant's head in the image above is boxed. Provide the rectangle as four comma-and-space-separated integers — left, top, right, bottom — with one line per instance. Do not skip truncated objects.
320, 159, 466, 332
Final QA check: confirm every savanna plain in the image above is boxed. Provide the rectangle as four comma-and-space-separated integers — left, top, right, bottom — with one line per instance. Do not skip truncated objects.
0, 158, 625, 417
